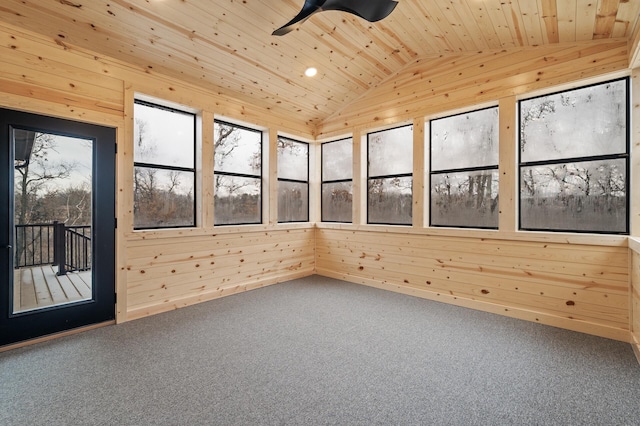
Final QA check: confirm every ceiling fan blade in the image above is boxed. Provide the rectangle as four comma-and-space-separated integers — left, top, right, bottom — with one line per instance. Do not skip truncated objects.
272, 0, 398, 36
272, 0, 323, 36
322, 0, 398, 22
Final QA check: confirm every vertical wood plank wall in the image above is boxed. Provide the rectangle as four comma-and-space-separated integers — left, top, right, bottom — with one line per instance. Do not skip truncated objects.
0, 21, 636, 347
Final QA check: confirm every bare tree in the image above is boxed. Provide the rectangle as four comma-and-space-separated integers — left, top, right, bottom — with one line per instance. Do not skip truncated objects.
14, 132, 75, 225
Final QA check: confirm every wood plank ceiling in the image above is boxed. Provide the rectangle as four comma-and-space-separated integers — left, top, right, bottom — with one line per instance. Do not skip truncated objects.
0, 0, 639, 129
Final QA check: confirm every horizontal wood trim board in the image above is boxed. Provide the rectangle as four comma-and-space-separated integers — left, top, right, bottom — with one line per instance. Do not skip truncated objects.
316, 268, 630, 343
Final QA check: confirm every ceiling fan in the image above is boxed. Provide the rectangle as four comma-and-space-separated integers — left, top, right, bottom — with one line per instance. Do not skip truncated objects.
272, 0, 399, 36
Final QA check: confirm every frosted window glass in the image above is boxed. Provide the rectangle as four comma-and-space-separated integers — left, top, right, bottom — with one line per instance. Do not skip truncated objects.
368, 177, 412, 225
520, 80, 626, 163
278, 138, 308, 181
368, 126, 413, 177
520, 159, 626, 233
278, 181, 309, 222
431, 170, 499, 228
322, 182, 353, 222
322, 138, 353, 181
431, 107, 498, 171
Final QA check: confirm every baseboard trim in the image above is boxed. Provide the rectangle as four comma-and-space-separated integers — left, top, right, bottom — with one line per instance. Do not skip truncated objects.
0, 320, 115, 353
316, 268, 631, 343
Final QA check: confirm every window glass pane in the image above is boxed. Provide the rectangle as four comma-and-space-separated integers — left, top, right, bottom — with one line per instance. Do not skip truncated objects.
322, 182, 353, 222
431, 107, 498, 171
431, 170, 499, 228
322, 138, 353, 181
368, 177, 412, 225
278, 181, 309, 222
214, 176, 261, 225
278, 138, 308, 181
520, 159, 626, 233
134, 167, 194, 228
520, 80, 627, 163
214, 122, 261, 176
368, 125, 413, 177
134, 102, 195, 168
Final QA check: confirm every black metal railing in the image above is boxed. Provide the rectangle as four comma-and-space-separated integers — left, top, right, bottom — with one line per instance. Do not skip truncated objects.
14, 222, 91, 275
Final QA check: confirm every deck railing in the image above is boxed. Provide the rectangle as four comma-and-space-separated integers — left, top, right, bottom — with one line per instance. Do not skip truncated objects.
14, 222, 91, 275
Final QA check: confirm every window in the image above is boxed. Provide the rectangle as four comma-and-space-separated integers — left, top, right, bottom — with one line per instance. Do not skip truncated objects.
133, 100, 196, 229
519, 78, 628, 233
277, 137, 309, 222
213, 120, 262, 225
367, 125, 413, 225
321, 138, 353, 222
430, 107, 499, 228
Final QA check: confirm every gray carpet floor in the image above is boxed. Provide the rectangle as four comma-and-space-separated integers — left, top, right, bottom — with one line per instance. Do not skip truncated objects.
1, 275, 639, 425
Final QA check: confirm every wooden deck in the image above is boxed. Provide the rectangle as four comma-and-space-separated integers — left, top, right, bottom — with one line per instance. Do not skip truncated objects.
13, 265, 92, 313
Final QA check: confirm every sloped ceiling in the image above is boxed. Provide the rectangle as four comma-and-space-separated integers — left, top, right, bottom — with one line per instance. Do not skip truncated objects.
0, 0, 639, 129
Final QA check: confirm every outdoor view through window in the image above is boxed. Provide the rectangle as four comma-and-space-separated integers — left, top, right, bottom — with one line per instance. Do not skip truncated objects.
214, 121, 262, 225
12, 129, 93, 313
519, 79, 628, 233
133, 100, 196, 229
368, 125, 413, 225
430, 107, 499, 228
321, 138, 353, 222
277, 137, 309, 222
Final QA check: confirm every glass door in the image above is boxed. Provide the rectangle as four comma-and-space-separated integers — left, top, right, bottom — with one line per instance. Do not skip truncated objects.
0, 109, 115, 346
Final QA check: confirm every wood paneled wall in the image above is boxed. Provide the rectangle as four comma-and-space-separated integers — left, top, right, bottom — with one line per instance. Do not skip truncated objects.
316, 227, 630, 342
0, 21, 636, 350
125, 227, 314, 320
317, 39, 629, 138
630, 241, 640, 361
0, 21, 316, 323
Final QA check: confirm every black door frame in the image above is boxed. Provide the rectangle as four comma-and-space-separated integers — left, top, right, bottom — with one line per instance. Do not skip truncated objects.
0, 108, 116, 346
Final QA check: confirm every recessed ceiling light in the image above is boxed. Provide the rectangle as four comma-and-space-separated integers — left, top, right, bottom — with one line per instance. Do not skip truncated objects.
305, 67, 318, 77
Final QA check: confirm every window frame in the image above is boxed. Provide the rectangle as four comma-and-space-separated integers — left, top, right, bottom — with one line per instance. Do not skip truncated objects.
321, 137, 353, 223
213, 119, 263, 226
429, 105, 499, 230
517, 77, 630, 235
277, 136, 309, 223
133, 99, 197, 230
367, 124, 413, 226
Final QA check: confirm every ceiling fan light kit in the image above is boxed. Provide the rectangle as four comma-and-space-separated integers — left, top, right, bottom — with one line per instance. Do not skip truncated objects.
273, 0, 399, 36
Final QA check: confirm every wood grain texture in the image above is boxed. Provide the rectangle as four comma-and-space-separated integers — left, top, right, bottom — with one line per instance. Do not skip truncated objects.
125, 228, 315, 318
0, 0, 638, 128
0, 13, 638, 349
316, 227, 630, 341
630, 241, 640, 358
318, 39, 629, 136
